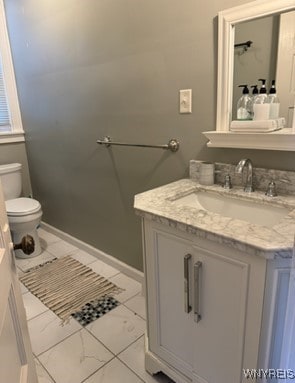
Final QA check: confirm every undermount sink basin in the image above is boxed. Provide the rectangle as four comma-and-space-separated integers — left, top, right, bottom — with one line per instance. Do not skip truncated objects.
174, 190, 290, 228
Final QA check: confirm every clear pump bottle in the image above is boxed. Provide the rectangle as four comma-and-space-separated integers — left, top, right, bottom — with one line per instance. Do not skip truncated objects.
237, 84, 252, 120
268, 80, 280, 119
253, 79, 270, 120
250, 85, 258, 119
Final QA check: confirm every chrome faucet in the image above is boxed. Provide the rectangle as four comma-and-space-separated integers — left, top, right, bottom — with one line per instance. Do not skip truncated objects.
235, 158, 254, 192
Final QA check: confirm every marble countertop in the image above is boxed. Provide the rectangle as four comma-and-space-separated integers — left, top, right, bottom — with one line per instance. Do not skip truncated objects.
134, 179, 295, 259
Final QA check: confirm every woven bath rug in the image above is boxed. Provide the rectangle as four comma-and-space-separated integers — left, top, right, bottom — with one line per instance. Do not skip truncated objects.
19, 256, 123, 323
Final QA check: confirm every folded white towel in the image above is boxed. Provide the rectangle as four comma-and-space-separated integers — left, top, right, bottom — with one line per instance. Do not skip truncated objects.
230, 127, 281, 133
230, 118, 285, 132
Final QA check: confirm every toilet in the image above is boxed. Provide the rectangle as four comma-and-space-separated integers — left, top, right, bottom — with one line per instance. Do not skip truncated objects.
0, 163, 42, 258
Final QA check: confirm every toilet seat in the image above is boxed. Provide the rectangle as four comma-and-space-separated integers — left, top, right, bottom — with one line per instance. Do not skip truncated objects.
5, 197, 41, 216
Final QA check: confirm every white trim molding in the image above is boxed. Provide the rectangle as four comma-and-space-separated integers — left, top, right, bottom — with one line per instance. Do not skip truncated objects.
41, 221, 144, 285
0, 0, 25, 143
0, 131, 25, 143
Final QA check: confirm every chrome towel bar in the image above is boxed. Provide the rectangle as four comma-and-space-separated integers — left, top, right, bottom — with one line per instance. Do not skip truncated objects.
96, 136, 180, 152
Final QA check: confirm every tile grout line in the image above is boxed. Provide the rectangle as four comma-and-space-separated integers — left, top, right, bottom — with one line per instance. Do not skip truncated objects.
79, 355, 117, 383
82, 305, 146, 357
117, 356, 146, 383
117, 290, 144, 305
79, 334, 147, 383
122, 294, 146, 320
83, 323, 119, 356
122, 308, 146, 321
35, 356, 57, 383
27, 287, 145, 362
116, 334, 147, 382
35, 326, 83, 358
27, 308, 52, 323
116, 333, 145, 357
36, 328, 119, 383
26, 309, 50, 322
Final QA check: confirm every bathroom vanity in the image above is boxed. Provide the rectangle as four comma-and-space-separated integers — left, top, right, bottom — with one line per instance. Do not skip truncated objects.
134, 164, 295, 383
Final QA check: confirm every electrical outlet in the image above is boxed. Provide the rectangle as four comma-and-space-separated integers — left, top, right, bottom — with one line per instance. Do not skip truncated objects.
179, 89, 192, 114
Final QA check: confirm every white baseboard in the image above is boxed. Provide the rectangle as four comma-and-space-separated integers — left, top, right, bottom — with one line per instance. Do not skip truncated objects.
41, 221, 144, 285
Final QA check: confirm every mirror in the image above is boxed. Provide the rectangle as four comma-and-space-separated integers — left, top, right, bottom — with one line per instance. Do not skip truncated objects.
215, 0, 295, 136
233, 11, 294, 125
232, 15, 279, 121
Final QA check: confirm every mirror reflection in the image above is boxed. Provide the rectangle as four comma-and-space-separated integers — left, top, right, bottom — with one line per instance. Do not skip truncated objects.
232, 10, 295, 128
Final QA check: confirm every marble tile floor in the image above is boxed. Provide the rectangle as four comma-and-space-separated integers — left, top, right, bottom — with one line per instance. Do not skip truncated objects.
17, 228, 175, 383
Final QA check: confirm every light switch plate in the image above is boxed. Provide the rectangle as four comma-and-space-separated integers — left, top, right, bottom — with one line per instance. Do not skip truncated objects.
179, 89, 192, 114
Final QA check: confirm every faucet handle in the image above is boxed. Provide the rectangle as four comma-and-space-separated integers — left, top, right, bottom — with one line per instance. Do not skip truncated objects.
223, 174, 232, 189
265, 180, 277, 197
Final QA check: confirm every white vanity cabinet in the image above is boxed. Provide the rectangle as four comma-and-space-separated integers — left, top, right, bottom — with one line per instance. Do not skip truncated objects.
143, 220, 267, 383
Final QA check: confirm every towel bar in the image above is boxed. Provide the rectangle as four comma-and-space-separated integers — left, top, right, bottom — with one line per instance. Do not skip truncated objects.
97, 136, 180, 152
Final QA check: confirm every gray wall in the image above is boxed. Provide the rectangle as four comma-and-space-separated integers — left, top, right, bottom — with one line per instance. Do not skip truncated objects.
4, 0, 295, 271
0, 143, 32, 196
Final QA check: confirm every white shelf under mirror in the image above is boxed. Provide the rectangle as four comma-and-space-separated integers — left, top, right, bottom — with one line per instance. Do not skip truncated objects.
203, 128, 295, 151
204, 0, 295, 151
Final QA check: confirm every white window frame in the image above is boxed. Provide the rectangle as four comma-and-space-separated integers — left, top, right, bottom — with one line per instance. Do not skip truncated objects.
0, 0, 24, 143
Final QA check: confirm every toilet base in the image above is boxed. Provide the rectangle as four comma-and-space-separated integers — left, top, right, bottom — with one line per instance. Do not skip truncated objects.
12, 228, 42, 259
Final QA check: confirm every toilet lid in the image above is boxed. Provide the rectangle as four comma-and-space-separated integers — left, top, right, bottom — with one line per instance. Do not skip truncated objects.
5, 198, 41, 216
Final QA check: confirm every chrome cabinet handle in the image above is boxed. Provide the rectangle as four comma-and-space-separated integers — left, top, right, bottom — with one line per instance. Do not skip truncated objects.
194, 261, 202, 322
184, 254, 192, 313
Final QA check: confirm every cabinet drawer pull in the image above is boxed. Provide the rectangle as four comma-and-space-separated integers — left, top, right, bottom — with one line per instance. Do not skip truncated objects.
184, 254, 192, 313
194, 261, 202, 322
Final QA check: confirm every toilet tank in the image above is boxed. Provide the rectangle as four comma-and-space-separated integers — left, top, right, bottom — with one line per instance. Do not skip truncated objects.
0, 163, 22, 200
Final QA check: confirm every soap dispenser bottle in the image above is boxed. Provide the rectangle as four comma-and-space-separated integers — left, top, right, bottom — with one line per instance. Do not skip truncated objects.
268, 80, 280, 119
237, 84, 252, 120
250, 85, 258, 119
253, 79, 270, 120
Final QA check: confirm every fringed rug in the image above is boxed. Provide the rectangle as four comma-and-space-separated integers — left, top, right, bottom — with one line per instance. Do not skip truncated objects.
20, 256, 122, 323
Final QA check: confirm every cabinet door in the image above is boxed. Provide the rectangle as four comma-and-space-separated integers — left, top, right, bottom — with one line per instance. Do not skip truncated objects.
145, 228, 194, 379
192, 245, 250, 383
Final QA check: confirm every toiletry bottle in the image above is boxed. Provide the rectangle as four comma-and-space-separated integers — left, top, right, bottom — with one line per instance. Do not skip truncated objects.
250, 85, 258, 119
253, 79, 270, 120
237, 85, 252, 120
268, 80, 280, 119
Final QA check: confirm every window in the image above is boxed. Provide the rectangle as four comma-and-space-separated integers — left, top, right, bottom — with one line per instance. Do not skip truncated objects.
0, 57, 10, 130
0, 0, 24, 143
